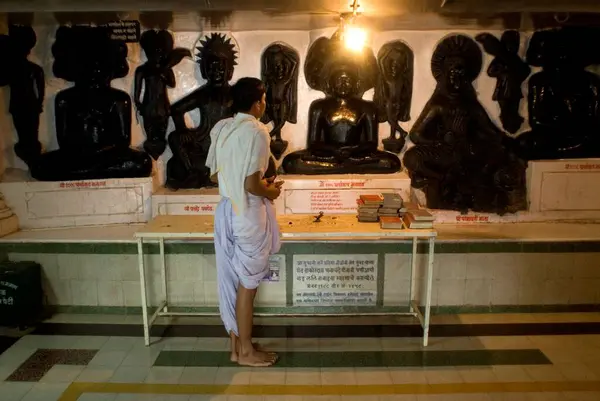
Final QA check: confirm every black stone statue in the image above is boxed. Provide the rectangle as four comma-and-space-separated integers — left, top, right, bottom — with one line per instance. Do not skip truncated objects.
0, 25, 44, 166
166, 33, 237, 189
373, 40, 414, 154
260, 42, 299, 159
135, 30, 191, 160
29, 26, 152, 181
403, 34, 526, 215
513, 27, 600, 160
282, 31, 401, 175
476, 31, 530, 134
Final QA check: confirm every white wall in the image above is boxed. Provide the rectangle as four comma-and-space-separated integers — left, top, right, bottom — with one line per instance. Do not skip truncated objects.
0, 25, 534, 184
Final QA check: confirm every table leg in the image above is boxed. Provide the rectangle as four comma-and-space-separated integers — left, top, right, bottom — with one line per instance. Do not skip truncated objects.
137, 238, 150, 346
159, 238, 168, 313
423, 237, 435, 347
409, 237, 417, 313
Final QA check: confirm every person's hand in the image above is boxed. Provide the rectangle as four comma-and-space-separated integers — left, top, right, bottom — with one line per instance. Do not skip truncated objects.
266, 184, 282, 200
274, 180, 284, 188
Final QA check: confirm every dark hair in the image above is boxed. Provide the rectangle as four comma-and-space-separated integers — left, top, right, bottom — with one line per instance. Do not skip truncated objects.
231, 77, 265, 113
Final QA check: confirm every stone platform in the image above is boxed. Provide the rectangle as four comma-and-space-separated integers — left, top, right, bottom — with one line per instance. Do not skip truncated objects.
0, 169, 156, 229
151, 172, 412, 217
412, 158, 600, 224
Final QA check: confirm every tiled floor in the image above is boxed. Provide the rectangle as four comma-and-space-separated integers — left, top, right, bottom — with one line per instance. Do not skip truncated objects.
1, 314, 600, 400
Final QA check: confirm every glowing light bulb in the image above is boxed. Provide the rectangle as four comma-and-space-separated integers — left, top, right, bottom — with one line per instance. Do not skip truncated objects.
344, 25, 366, 52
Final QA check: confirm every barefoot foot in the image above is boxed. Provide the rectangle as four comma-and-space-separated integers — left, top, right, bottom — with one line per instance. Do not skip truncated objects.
236, 349, 278, 367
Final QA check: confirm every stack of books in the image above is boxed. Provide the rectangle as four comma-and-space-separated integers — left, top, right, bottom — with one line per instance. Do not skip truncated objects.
403, 209, 435, 229
378, 192, 404, 218
356, 194, 383, 222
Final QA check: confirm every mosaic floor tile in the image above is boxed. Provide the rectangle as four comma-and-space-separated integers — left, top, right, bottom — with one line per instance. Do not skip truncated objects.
154, 349, 551, 368
6, 348, 97, 382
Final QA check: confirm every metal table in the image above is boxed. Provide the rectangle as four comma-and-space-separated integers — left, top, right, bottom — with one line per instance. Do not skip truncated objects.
134, 214, 437, 346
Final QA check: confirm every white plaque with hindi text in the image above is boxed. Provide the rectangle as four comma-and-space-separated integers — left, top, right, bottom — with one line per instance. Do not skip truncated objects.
293, 254, 378, 306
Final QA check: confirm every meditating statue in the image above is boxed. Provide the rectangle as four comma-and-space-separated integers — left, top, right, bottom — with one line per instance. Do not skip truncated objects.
512, 27, 600, 160
166, 33, 237, 189
403, 34, 526, 214
374, 40, 414, 154
135, 30, 191, 160
260, 42, 299, 159
282, 32, 401, 175
476, 31, 530, 134
0, 25, 44, 166
30, 26, 152, 181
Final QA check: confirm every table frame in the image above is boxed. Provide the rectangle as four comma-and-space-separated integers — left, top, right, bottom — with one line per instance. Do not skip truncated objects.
135, 225, 436, 347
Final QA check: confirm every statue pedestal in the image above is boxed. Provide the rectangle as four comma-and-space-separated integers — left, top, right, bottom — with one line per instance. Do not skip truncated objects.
152, 187, 221, 217
280, 172, 411, 215
150, 172, 411, 217
411, 158, 600, 223
0, 169, 156, 229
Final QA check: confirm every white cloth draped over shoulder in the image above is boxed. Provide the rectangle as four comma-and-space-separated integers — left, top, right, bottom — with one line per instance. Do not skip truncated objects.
206, 112, 281, 337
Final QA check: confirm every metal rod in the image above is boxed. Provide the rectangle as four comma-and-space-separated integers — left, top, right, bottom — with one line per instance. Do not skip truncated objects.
156, 312, 419, 317
137, 238, 150, 346
423, 237, 436, 347
408, 237, 417, 313
149, 300, 167, 325
159, 238, 168, 313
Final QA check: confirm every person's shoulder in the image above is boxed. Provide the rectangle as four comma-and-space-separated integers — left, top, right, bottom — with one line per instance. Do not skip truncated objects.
243, 118, 270, 140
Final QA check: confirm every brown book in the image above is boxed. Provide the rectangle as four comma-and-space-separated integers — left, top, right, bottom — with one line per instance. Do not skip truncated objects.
359, 194, 384, 205
357, 215, 379, 223
380, 216, 404, 229
379, 207, 399, 214
403, 201, 419, 211
409, 209, 434, 222
403, 214, 433, 229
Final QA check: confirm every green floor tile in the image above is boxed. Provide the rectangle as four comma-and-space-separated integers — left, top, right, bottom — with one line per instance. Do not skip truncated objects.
154, 349, 551, 368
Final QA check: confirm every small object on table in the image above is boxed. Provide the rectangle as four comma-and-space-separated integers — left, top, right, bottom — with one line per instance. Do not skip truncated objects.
381, 192, 404, 208
313, 211, 324, 223
380, 216, 404, 229
356, 197, 381, 222
403, 209, 435, 229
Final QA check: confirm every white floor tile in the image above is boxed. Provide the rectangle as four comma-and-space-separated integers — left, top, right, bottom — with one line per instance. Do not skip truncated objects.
0, 382, 34, 401
109, 366, 152, 383
76, 366, 117, 382
39, 364, 85, 383
20, 383, 70, 401
145, 366, 184, 384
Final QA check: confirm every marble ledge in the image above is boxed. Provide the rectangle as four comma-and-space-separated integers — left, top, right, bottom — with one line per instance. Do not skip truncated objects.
0, 219, 599, 243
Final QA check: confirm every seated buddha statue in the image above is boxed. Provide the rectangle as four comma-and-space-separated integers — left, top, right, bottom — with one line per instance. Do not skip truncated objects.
281, 32, 401, 175
30, 26, 152, 181
513, 27, 600, 160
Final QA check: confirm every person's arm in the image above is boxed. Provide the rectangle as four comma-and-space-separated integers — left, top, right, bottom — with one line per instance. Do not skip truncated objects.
244, 171, 281, 200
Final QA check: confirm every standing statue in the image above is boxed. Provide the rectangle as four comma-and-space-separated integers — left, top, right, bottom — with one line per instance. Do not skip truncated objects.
166, 33, 237, 189
134, 30, 191, 160
403, 34, 526, 214
260, 42, 299, 159
282, 31, 401, 175
0, 25, 44, 166
29, 26, 152, 181
513, 27, 600, 160
373, 40, 414, 154
476, 31, 530, 134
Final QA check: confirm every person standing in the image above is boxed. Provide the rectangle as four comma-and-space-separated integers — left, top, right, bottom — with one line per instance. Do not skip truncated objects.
206, 77, 283, 367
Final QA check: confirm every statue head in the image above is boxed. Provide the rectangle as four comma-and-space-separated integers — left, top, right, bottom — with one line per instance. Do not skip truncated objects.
526, 27, 600, 70
52, 26, 129, 86
140, 29, 174, 64
262, 43, 298, 83
304, 31, 377, 98
378, 41, 412, 82
196, 33, 237, 85
327, 64, 360, 98
432, 34, 482, 94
